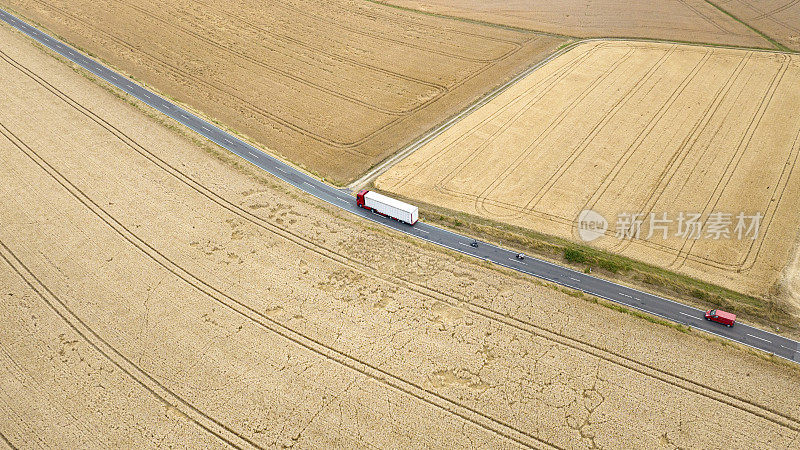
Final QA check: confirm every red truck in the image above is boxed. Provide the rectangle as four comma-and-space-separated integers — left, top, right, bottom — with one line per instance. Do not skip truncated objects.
705, 309, 736, 327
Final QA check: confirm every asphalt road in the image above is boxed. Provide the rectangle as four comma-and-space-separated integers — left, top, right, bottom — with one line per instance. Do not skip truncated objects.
2, 8, 798, 364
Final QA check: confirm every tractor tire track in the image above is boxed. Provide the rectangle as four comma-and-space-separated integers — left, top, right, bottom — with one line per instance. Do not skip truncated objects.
670, 54, 789, 270
471, 49, 637, 218
388, 42, 601, 191
0, 241, 255, 449
0, 89, 556, 450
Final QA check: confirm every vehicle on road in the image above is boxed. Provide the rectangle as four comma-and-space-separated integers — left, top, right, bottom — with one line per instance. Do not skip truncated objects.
516, 253, 525, 260
705, 309, 736, 327
356, 190, 418, 225
470, 240, 479, 248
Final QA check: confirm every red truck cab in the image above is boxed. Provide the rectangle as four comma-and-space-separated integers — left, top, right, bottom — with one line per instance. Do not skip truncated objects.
356, 189, 368, 209
705, 309, 736, 327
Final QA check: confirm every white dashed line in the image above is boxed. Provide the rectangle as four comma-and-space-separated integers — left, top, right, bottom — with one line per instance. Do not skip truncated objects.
679, 312, 699, 320
247, 151, 259, 158
508, 258, 526, 265
569, 277, 580, 282
780, 345, 800, 353
619, 292, 632, 298
747, 334, 772, 344
275, 167, 288, 174
303, 181, 315, 189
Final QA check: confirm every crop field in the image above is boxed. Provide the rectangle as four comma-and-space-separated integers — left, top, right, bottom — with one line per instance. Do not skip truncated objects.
0, 0, 565, 184
376, 41, 800, 306
3, 23, 800, 448
715, 0, 800, 50
378, 0, 771, 48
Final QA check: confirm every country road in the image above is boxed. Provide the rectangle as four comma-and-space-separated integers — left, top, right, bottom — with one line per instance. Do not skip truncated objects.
2, 7, 798, 364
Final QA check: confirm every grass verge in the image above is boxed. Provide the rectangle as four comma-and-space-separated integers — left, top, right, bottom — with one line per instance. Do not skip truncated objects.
701, 0, 791, 51
369, 186, 798, 337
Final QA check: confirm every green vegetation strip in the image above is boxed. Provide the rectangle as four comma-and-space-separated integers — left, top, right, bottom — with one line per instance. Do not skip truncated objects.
370, 187, 796, 335
701, 0, 791, 51
366, 0, 797, 53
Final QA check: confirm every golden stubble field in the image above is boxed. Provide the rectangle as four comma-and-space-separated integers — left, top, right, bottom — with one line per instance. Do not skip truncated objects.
2, 23, 800, 448
716, 0, 800, 50
0, 0, 565, 184
376, 41, 800, 309
378, 0, 771, 47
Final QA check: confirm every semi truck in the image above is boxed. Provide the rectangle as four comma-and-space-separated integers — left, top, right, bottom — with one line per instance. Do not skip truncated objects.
356, 190, 418, 225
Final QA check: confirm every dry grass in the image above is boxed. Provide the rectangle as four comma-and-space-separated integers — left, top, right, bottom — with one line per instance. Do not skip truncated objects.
709, 0, 800, 50
376, 40, 800, 313
1, 0, 566, 184
375, 0, 772, 48
2, 20, 800, 449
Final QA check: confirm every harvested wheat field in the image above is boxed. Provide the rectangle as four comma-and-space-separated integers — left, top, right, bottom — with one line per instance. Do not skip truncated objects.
2, 22, 800, 449
379, 0, 772, 48
0, 0, 565, 184
376, 40, 800, 308
714, 0, 800, 51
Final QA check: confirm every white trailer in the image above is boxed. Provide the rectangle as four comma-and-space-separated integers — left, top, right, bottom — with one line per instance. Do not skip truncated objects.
356, 190, 418, 225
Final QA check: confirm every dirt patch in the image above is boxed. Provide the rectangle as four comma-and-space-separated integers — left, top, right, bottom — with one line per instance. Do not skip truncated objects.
376, 0, 772, 48
376, 40, 800, 313
0, 0, 566, 184
2, 22, 800, 448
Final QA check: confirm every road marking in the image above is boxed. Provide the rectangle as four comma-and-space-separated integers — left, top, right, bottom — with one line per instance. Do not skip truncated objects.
275, 167, 288, 174
247, 151, 259, 158
569, 277, 580, 282
679, 312, 699, 320
619, 292, 632, 298
303, 181, 315, 189
509, 258, 526, 265
223, 137, 233, 144
747, 334, 772, 343
458, 242, 473, 248
416, 228, 429, 234
201, 125, 210, 131
780, 345, 800, 353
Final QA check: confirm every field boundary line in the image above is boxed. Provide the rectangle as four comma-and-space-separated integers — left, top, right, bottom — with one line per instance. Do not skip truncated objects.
346, 38, 585, 190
